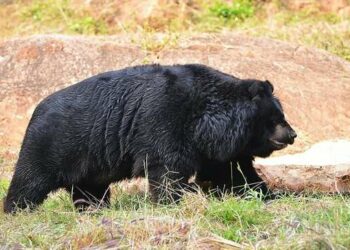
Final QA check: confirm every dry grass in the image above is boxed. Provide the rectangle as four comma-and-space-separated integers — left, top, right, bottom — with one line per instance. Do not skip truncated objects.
1, 179, 350, 249
0, 0, 349, 60
0, 180, 241, 249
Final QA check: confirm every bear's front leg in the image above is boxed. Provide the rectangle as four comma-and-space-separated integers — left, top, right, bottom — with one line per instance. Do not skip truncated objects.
66, 184, 111, 211
146, 157, 198, 204
236, 157, 269, 196
196, 158, 269, 197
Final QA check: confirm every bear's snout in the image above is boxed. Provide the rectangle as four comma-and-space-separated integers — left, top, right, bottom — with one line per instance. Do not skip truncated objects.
288, 129, 297, 144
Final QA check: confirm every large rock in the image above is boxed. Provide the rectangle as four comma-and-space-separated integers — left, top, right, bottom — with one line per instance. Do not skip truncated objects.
255, 140, 350, 193
0, 35, 146, 149
1, 34, 349, 156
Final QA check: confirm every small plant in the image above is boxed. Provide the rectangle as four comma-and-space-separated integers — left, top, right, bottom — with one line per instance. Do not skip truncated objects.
0, 179, 9, 199
210, 0, 255, 21
68, 17, 107, 35
132, 29, 179, 53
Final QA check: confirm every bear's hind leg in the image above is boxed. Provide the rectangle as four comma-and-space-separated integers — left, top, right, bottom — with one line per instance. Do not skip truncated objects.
4, 166, 58, 213
66, 184, 111, 211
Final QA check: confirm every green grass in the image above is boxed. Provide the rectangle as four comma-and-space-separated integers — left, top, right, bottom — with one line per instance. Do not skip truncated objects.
1, 180, 350, 249
209, 0, 255, 23
205, 197, 272, 242
0, 179, 9, 196
0, 1, 349, 60
195, 2, 350, 61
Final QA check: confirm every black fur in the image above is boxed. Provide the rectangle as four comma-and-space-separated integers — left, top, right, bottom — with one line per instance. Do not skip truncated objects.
4, 64, 296, 213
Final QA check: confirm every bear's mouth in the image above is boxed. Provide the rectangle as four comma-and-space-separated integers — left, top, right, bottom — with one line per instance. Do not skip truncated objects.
269, 139, 288, 150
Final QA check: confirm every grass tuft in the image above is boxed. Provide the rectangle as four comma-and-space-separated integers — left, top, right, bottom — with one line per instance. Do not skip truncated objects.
205, 197, 272, 242
210, 0, 255, 22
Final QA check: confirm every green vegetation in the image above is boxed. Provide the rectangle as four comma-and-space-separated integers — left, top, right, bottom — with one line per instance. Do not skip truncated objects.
1, 180, 350, 249
0, 0, 349, 60
0, 179, 9, 196
209, 0, 255, 22
206, 197, 272, 242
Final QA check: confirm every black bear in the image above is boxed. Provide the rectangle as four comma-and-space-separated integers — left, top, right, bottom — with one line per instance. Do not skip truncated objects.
4, 64, 296, 213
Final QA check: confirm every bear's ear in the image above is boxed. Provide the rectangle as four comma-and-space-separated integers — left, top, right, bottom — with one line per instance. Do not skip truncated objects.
248, 82, 263, 102
264, 80, 274, 93
248, 80, 274, 102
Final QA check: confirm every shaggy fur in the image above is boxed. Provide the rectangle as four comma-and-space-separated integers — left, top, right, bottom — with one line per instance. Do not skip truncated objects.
4, 64, 296, 213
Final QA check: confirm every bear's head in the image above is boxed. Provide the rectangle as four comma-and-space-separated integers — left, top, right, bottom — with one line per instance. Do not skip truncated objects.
194, 79, 296, 162
246, 80, 297, 158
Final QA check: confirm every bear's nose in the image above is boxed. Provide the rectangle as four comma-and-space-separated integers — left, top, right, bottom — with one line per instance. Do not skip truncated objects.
289, 130, 297, 140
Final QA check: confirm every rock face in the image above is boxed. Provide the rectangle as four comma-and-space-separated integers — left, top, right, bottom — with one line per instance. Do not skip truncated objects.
0, 35, 146, 148
255, 140, 350, 193
0, 34, 350, 166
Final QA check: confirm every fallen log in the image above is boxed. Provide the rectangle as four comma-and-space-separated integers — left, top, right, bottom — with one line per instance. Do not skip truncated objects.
254, 140, 350, 193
